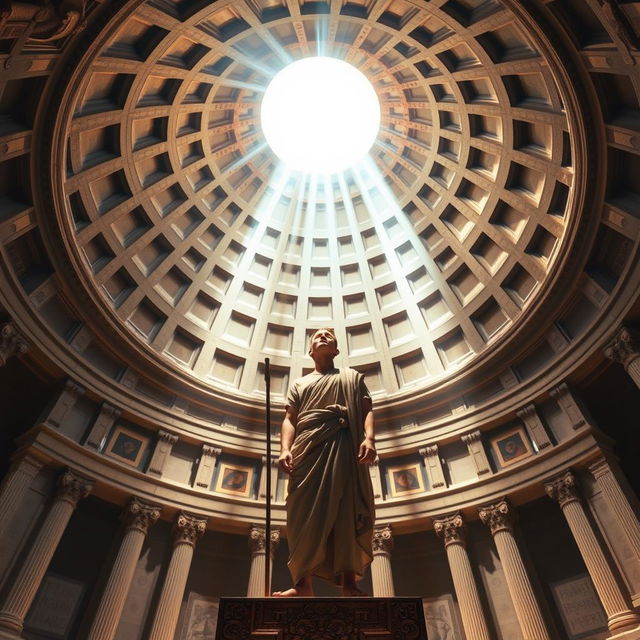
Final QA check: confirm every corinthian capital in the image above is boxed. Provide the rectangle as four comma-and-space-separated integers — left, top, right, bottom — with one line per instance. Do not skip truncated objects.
478, 499, 515, 535
545, 471, 580, 508
604, 327, 640, 367
248, 524, 280, 556
372, 525, 393, 555
434, 513, 466, 547
0, 322, 29, 366
122, 498, 161, 534
174, 512, 207, 547
55, 469, 94, 506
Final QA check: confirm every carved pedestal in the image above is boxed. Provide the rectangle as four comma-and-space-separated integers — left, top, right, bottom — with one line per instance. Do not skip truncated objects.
215, 598, 427, 640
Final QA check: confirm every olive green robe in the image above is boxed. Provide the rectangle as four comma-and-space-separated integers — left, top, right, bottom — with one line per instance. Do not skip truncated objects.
285, 367, 374, 584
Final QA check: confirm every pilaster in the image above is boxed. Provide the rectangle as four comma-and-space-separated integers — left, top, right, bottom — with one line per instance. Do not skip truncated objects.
419, 446, 446, 489
461, 431, 491, 477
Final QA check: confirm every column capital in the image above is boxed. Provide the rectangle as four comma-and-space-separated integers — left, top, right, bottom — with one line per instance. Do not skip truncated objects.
419, 445, 438, 458
248, 524, 280, 556
372, 524, 393, 555
55, 469, 94, 506
122, 498, 161, 534
545, 471, 580, 507
0, 322, 29, 366
64, 378, 86, 396
516, 404, 536, 420
434, 513, 466, 547
604, 326, 640, 367
174, 512, 207, 547
478, 499, 515, 534
158, 430, 178, 445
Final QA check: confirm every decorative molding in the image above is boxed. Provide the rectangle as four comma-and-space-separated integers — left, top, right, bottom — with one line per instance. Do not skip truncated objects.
433, 513, 466, 547
478, 499, 515, 535
461, 430, 491, 476
545, 471, 580, 508
122, 498, 161, 534
517, 404, 552, 449
372, 524, 393, 555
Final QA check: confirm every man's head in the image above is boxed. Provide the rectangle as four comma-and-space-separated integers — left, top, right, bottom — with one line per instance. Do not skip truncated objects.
308, 328, 339, 360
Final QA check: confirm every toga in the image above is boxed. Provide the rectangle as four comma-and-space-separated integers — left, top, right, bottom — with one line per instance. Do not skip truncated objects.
285, 367, 375, 584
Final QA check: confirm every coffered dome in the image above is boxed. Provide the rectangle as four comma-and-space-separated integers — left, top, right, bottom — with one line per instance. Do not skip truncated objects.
49, 0, 583, 404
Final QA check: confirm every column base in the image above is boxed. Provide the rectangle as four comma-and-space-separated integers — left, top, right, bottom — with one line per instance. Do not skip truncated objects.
0, 626, 22, 640
0, 613, 23, 636
607, 624, 640, 640
609, 611, 640, 633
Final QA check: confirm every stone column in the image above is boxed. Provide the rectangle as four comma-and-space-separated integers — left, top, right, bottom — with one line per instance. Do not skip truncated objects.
516, 405, 551, 450
462, 431, 491, 477
147, 430, 178, 477
247, 525, 280, 597
87, 498, 161, 640
0, 322, 29, 367
0, 453, 45, 542
434, 513, 491, 640
545, 471, 640, 632
194, 446, 221, 490
371, 525, 395, 596
478, 499, 550, 640
148, 513, 207, 640
604, 326, 640, 389
589, 457, 640, 560
419, 446, 446, 490
0, 469, 93, 635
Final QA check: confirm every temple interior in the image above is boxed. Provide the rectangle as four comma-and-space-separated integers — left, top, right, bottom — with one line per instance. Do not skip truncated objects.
1, 0, 640, 638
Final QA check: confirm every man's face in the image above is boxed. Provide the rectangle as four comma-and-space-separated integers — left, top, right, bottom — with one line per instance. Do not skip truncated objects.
309, 329, 338, 359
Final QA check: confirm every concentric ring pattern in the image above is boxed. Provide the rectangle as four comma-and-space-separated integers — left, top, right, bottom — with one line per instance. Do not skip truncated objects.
59, 0, 575, 400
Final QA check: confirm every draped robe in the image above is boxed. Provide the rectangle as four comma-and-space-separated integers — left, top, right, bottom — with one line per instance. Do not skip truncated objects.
285, 367, 374, 584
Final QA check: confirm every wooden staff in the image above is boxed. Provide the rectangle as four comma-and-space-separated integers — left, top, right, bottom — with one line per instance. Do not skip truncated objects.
264, 357, 271, 597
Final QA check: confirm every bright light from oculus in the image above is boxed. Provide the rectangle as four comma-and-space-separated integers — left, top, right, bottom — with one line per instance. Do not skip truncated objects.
260, 57, 381, 174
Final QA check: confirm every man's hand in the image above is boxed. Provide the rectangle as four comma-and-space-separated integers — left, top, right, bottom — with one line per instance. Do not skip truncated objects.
279, 449, 294, 474
358, 437, 376, 464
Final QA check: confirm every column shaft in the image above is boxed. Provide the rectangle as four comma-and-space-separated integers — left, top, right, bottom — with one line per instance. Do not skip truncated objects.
148, 543, 193, 640
493, 529, 551, 640
247, 552, 267, 597
87, 528, 145, 640
371, 553, 394, 597
626, 356, 640, 389
591, 461, 640, 559
0, 470, 92, 635
562, 500, 639, 630
87, 499, 160, 640
445, 543, 491, 640
0, 455, 43, 542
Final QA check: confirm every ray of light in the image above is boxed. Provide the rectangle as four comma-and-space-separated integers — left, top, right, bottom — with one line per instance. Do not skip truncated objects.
220, 141, 269, 177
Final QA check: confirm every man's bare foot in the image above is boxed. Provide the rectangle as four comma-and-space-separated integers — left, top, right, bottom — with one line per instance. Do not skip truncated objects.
342, 585, 368, 597
272, 585, 314, 597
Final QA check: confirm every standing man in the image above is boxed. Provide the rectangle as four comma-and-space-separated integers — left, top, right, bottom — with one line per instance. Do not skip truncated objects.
274, 328, 376, 597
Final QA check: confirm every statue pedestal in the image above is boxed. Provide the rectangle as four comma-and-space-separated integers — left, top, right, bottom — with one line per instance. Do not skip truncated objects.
215, 597, 428, 639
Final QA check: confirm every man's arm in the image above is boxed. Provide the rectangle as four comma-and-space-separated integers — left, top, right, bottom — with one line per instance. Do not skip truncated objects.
278, 406, 297, 474
358, 397, 376, 464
